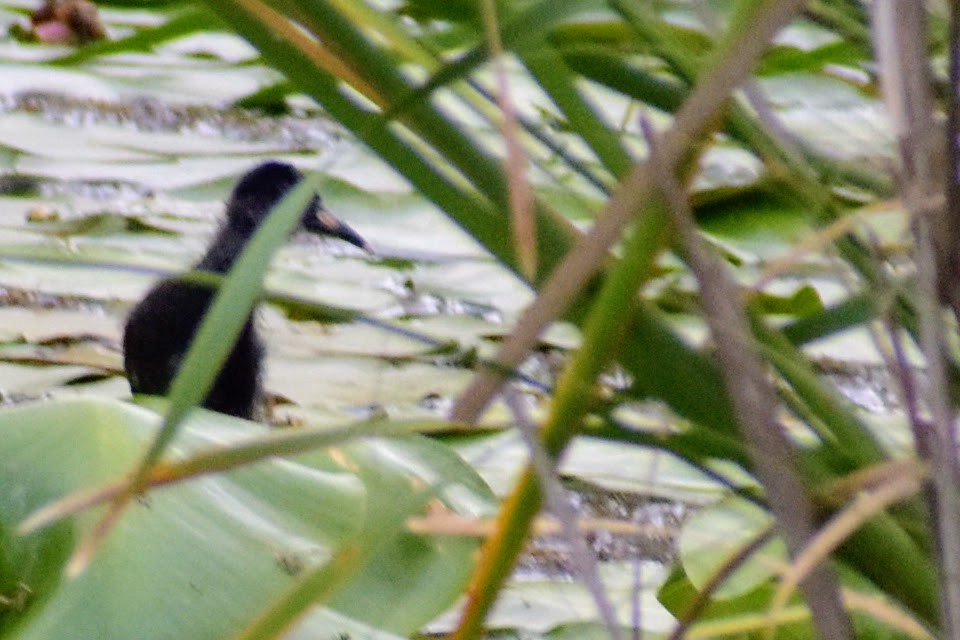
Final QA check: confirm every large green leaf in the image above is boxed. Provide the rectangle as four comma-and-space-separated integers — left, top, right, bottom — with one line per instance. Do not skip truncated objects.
0, 397, 493, 638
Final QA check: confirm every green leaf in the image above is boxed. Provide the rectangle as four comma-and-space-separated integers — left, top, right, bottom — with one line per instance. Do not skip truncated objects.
0, 397, 493, 638
753, 285, 825, 316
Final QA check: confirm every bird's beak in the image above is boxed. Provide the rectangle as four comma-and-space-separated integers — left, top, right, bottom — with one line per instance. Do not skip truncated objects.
305, 204, 372, 253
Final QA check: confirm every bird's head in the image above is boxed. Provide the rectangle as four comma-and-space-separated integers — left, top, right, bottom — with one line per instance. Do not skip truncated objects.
225, 161, 369, 252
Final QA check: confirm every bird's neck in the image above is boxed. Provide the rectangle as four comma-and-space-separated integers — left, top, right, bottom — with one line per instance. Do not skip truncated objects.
196, 225, 250, 273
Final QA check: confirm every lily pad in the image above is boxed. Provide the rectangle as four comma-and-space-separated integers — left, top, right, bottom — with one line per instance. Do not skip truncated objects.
678, 497, 784, 600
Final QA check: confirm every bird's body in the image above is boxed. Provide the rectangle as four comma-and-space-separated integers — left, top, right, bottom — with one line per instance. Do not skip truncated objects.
123, 161, 368, 419
123, 279, 263, 418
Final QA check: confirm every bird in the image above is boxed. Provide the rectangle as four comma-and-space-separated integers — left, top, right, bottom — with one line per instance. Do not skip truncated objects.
123, 161, 369, 420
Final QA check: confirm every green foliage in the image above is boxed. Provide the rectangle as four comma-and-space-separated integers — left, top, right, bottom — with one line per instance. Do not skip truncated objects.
0, 398, 491, 639
0, 0, 948, 639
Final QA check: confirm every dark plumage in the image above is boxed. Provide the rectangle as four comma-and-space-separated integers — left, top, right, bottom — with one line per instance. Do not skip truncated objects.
123, 161, 368, 419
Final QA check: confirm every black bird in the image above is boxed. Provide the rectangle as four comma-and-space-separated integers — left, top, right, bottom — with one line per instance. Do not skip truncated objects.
123, 161, 368, 420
